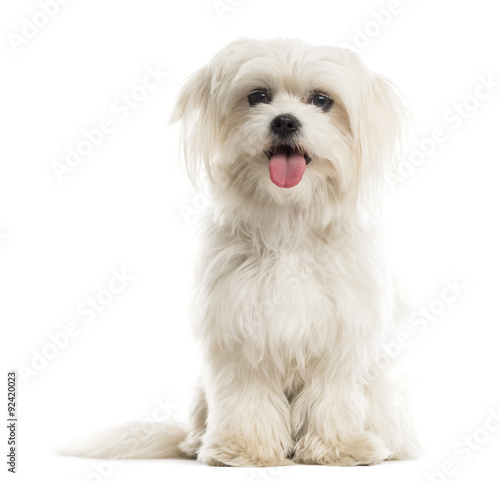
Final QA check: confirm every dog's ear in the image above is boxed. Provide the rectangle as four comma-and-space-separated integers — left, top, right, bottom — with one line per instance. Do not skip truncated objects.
354, 73, 411, 210
171, 65, 221, 188
171, 67, 210, 123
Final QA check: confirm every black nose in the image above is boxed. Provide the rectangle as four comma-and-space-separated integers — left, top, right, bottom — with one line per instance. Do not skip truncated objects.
270, 114, 300, 136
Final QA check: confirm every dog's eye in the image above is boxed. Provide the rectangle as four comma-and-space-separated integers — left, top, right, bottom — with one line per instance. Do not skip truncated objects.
248, 90, 270, 106
310, 93, 333, 111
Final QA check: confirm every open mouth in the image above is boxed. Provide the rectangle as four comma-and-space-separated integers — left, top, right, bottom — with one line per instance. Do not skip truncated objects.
265, 145, 312, 188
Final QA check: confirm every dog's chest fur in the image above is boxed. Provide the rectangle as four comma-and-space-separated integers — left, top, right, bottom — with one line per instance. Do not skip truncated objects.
195, 216, 385, 374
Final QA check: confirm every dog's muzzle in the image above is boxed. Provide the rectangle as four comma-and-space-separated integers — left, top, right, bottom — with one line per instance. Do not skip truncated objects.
266, 115, 311, 189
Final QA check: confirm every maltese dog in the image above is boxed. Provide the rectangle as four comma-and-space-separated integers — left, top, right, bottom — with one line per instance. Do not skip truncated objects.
62, 38, 420, 467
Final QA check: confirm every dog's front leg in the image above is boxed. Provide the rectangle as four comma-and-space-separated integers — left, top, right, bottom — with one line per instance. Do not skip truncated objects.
291, 370, 391, 466
197, 352, 293, 467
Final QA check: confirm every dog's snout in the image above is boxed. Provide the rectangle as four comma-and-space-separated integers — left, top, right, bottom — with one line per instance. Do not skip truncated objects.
270, 114, 300, 136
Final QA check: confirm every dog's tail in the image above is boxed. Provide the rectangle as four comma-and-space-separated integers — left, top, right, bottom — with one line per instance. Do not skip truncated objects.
58, 421, 189, 459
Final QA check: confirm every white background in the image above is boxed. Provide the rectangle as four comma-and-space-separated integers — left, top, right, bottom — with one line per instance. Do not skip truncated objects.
1, 0, 500, 480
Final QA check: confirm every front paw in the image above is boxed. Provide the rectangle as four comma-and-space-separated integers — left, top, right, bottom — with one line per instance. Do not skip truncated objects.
293, 431, 391, 466
198, 432, 293, 467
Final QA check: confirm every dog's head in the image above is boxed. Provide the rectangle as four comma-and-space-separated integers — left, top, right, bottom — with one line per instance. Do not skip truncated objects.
172, 39, 408, 213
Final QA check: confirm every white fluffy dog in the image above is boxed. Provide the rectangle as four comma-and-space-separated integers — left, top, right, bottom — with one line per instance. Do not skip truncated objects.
63, 38, 420, 467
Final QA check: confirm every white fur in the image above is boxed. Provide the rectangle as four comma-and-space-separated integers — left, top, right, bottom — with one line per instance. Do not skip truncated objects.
61, 38, 420, 466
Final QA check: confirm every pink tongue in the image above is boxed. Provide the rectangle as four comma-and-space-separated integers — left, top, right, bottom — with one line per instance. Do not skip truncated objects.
268, 146, 307, 188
